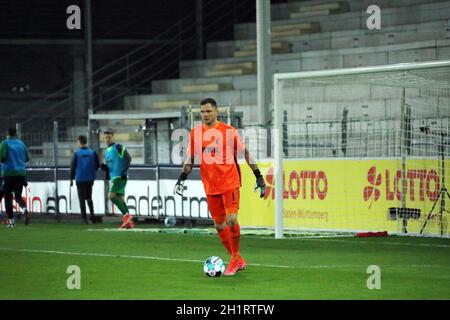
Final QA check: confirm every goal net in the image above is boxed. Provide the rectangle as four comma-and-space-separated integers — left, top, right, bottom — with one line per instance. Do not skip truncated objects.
273, 61, 450, 238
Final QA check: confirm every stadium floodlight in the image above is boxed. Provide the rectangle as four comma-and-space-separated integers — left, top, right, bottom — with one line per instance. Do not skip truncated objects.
273, 60, 450, 239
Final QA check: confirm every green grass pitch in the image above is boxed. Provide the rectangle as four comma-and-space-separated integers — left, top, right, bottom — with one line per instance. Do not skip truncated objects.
0, 222, 449, 300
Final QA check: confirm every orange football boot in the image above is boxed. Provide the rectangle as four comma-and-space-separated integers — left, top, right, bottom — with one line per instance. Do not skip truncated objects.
125, 220, 135, 229
224, 257, 238, 276
235, 255, 247, 272
120, 213, 133, 229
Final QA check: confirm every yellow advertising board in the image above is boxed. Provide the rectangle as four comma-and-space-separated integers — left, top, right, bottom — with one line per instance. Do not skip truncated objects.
239, 158, 449, 236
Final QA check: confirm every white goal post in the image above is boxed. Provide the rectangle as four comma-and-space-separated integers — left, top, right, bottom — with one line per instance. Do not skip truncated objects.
273, 60, 450, 239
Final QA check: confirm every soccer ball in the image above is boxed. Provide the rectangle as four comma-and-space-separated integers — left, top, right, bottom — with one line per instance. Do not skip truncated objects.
164, 216, 176, 227
203, 256, 225, 277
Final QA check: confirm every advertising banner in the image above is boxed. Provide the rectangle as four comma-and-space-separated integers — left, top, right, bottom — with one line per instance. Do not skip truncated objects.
239, 158, 449, 235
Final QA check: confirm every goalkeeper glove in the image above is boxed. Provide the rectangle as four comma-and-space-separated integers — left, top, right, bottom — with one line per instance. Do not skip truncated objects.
121, 171, 128, 180
253, 169, 266, 198
173, 172, 188, 196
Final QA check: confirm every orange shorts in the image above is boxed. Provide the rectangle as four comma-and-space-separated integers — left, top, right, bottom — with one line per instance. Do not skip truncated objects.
206, 188, 240, 225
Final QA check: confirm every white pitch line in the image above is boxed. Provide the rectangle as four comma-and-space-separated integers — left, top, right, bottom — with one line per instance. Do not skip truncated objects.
0, 248, 445, 269
0, 247, 201, 264
0, 247, 297, 269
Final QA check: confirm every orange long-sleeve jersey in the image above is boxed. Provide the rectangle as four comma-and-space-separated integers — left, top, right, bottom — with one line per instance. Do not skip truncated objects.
187, 121, 245, 195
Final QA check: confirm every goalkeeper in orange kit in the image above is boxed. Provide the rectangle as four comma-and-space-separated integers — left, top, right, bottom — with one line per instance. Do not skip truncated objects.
174, 97, 266, 276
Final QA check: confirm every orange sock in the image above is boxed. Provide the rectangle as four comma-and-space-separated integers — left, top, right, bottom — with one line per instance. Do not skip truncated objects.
218, 226, 232, 255
229, 223, 241, 257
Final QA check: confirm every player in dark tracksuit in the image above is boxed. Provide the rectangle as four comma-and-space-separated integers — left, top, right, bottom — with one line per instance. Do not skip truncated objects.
70, 135, 100, 224
0, 127, 30, 228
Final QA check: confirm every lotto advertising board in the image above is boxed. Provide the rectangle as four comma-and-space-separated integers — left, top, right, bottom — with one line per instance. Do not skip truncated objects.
239, 158, 449, 236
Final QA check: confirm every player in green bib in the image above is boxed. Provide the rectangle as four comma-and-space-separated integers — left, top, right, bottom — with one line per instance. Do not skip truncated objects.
101, 128, 134, 229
